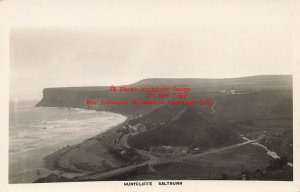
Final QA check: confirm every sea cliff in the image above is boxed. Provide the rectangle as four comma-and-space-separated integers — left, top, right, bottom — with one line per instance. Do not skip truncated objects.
36, 75, 292, 116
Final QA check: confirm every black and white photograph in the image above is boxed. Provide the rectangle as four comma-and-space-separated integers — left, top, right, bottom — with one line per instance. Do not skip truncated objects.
1, 0, 299, 191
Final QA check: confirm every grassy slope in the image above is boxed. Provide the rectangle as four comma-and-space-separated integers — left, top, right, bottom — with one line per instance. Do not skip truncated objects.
128, 107, 242, 150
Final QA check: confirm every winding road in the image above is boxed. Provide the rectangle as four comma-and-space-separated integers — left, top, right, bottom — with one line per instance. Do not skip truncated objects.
76, 138, 262, 181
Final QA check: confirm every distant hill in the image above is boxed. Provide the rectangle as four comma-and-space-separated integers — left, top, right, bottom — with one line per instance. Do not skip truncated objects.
151, 88, 294, 122
196, 89, 293, 121
36, 75, 292, 116
132, 75, 292, 89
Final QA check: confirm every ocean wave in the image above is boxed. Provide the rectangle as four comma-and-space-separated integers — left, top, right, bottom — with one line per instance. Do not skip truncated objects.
9, 106, 126, 153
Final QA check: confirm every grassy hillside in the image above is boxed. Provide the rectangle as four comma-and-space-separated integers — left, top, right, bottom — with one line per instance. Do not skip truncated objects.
210, 90, 292, 121
128, 107, 243, 150
126, 105, 185, 129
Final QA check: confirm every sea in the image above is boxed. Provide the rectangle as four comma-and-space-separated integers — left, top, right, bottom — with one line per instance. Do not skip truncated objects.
9, 100, 127, 183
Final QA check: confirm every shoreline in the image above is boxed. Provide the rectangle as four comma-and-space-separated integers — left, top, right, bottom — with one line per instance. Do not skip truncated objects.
9, 108, 128, 184
9, 135, 89, 183
42, 118, 132, 177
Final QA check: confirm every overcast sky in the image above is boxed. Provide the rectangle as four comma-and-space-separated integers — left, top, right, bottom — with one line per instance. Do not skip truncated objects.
9, 0, 295, 100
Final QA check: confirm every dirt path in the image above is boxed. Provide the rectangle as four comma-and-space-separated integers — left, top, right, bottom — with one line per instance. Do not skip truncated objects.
119, 131, 158, 161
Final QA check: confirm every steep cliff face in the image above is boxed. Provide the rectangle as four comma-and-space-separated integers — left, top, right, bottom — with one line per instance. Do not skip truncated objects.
37, 87, 106, 108
36, 86, 159, 116
36, 75, 292, 116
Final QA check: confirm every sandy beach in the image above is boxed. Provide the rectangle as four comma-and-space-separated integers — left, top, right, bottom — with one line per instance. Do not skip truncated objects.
9, 118, 127, 184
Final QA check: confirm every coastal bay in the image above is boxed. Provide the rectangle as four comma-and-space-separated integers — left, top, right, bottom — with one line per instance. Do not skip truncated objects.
9, 101, 127, 183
